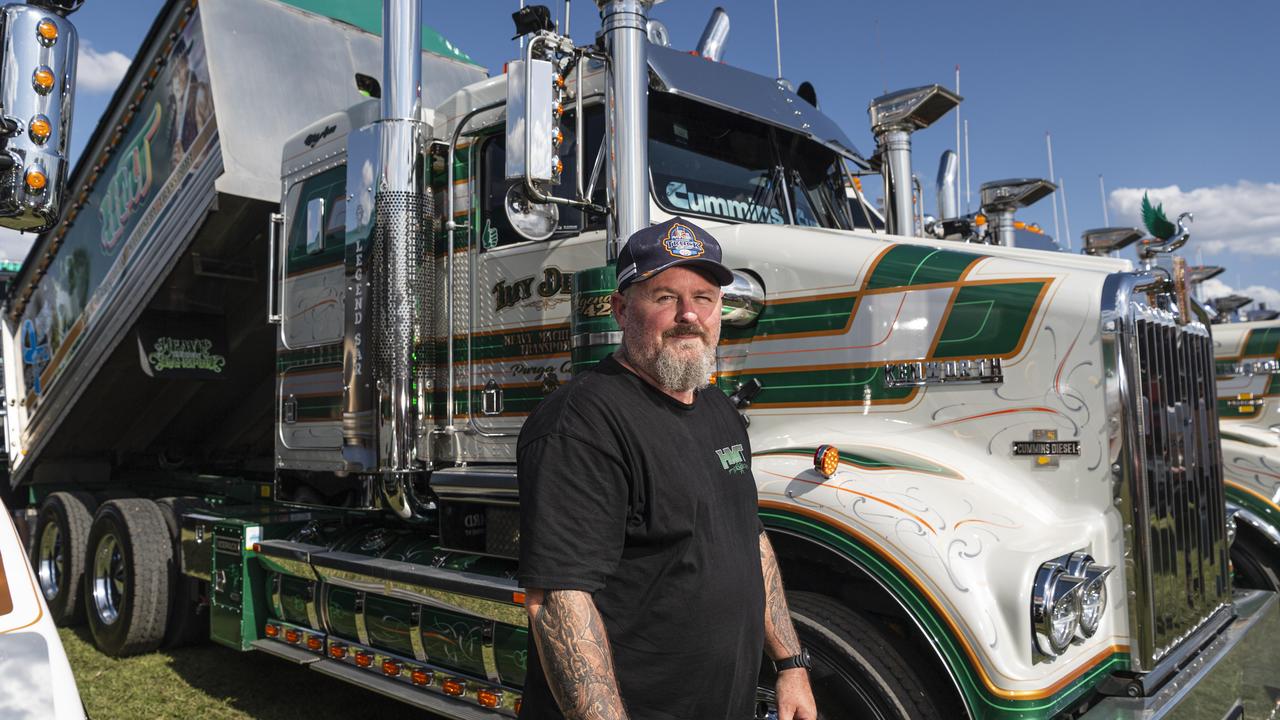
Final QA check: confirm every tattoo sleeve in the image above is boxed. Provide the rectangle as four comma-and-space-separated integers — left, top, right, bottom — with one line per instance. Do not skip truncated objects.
760, 532, 802, 659
527, 589, 629, 720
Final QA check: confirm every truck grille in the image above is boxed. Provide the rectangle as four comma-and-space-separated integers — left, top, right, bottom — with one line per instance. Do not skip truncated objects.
1109, 280, 1231, 670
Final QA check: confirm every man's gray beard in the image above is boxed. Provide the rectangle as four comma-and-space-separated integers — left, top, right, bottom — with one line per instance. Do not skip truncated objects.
622, 335, 717, 394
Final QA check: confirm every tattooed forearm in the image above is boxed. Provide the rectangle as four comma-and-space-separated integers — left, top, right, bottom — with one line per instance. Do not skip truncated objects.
527, 589, 629, 720
760, 533, 802, 659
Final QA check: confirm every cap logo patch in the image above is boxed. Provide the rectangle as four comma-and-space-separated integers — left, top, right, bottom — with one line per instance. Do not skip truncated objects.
662, 223, 704, 258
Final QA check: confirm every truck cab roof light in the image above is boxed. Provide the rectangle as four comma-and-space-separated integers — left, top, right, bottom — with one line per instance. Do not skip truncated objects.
410, 669, 433, 686
477, 688, 502, 708
354, 651, 373, 668
28, 115, 51, 144
441, 678, 466, 697
32, 66, 55, 94
264, 623, 279, 638
381, 660, 400, 677
26, 166, 48, 192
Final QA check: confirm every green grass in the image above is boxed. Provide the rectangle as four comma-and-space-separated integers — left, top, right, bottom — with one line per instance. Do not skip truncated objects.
59, 627, 443, 719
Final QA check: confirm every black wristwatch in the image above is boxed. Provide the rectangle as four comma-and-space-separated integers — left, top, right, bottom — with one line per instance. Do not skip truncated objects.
773, 647, 811, 673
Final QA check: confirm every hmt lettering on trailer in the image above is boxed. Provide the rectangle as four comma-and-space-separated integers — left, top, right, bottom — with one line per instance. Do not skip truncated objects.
100, 102, 163, 252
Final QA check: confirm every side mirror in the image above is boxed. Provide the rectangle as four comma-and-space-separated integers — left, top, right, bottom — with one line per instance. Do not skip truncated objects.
0, 5, 79, 232
504, 57, 558, 185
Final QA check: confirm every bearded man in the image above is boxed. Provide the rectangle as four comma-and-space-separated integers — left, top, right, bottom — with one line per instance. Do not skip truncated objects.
516, 217, 817, 720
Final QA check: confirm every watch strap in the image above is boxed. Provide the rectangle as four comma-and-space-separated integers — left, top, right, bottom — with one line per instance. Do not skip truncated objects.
773, 648, 810, 672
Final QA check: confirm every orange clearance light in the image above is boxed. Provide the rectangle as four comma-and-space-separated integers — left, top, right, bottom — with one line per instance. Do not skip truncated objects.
814, 445, 840, 479
441, 678, 466, 697
32, 66, 55, 94
515, 698, 522, 714
477, 688, 502, 708
974, 213, 987, 226
264, 624, 279, 638
382, 660, 401, 677
1013, 220, 1026, 230
284, 629, 301, 644
305, 636, 323, 651
513, 591, 526, 605
36, 18, 59, 45
552, 127, 564, 147
328, 644, 347, 660
28, 115, 51, 144
25, 166, 48, 192
410, 669, 433, 687
354, 652, 373, 668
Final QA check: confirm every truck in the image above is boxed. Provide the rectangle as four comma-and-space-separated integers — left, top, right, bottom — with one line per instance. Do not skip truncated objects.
3, 0, 1277, 718
1212, 311, 1280, 591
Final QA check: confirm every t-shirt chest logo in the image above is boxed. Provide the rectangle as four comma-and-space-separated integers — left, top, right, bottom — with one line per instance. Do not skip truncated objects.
663, 223, 705, 258
715, 443, 748, 474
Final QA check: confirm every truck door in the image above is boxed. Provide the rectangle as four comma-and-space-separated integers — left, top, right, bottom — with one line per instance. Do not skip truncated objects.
277, 165, 347, 457
458, 109, 605, 445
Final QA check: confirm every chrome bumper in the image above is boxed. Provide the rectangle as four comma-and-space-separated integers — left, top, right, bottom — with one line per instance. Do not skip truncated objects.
1082, 590, 1280, 720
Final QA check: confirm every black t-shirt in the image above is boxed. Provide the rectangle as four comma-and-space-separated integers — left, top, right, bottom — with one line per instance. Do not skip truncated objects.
516, 354, 765, 720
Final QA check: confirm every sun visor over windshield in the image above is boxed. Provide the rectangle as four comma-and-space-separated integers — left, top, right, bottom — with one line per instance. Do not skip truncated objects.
646, 44, 867, 167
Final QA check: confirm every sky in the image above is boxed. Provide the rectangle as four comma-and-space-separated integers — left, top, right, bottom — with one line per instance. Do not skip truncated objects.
7, 0, 1279, 305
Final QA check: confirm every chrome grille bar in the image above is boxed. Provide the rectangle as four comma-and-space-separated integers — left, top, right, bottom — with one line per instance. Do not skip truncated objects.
1103, 272, 1231, 671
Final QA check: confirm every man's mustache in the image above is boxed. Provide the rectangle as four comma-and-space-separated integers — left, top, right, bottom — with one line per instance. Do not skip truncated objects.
663, 326, 708, 341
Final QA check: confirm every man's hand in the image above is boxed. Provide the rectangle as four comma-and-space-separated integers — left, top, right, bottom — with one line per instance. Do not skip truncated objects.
760, 532, 819, 720
775, 668, 818, 720
526, 588, 629, 720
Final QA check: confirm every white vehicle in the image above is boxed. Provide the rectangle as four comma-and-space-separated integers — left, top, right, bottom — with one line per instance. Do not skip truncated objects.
2, 1, 1277, 718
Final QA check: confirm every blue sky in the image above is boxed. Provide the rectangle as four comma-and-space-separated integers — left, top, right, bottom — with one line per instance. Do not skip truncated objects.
14, 0, 1280, 304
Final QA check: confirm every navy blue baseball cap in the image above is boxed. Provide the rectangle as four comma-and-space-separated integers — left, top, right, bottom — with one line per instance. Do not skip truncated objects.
615, 217, 734, 293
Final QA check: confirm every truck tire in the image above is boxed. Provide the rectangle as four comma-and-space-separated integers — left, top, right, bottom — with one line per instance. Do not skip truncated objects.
156, 497, 209, 647
29, 491, 97, 626
1230, 530, 1280, 591
84, 498, 173, 656
755, 592, 947, 720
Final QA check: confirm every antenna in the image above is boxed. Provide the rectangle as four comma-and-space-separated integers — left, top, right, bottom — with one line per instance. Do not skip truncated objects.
518, 0, 526, 50
955, 65, 961, 199
773, 0, 782, 78
1098, 174, 1109, 225
1058, 176, 1072, 251
963, 119, 971, 213
1046, 133, 1061, 245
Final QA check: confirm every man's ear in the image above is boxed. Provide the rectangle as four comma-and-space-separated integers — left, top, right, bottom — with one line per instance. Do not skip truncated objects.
610, 291, 628, 330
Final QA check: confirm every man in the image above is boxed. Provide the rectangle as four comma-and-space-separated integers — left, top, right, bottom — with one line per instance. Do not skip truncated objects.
517, 217, 817, 720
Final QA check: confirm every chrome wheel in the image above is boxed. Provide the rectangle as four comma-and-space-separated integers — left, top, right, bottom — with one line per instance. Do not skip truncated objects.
91, 532, 125, 626
35, 522, 63, 601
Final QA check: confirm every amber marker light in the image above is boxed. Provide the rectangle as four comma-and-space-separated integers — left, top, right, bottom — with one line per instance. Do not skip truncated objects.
263, 623, 279, 638
36, 18, 58, 45
974, 213, 987, 226
25, 166, 48, 193
814, 444, 840, 479
28, 115, 51, 144
441, 678, 466, 697
410, 669, 433, 686
305, 636, 323, 651
32, 66, 55, 94
512, 591, 526, 605
382, 660, 401, 677
328, 644, 347, 660
477, 689, 502, 708
354, 652, 373, 668
284, 629, 301, 644
515, 698, 522, 714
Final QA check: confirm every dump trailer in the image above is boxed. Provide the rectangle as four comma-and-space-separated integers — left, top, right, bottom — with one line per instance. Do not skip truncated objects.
4, 1, 1279, 718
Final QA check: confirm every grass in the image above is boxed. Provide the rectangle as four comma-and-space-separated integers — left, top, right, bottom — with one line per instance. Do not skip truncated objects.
59, 627, 445, 720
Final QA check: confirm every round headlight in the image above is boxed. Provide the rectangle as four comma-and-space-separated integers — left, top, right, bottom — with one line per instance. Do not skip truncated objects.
1032, 563, 1082, 657
1063, 552, 1113, 639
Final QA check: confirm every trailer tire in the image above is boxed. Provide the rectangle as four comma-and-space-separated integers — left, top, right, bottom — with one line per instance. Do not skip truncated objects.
156, 497, 208, 647
29, 491, 97, 626
755, 591, 947, 720
1230, 528, 1280, 591
84, 499, 172, 656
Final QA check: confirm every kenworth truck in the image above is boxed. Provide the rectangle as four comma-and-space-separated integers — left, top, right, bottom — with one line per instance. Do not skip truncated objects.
3, 1, 1278, 718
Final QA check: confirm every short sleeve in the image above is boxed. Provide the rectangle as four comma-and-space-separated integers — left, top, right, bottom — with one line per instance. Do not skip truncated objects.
517, 432, 630, 592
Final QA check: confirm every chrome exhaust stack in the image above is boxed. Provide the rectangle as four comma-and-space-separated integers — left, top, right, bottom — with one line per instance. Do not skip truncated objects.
935, 150, 959, 220
695, 7, 730, 62
342, 0, 434, 500
868, 85, 960, 236
597, 0, 656, 255
979, 178, 1055, 246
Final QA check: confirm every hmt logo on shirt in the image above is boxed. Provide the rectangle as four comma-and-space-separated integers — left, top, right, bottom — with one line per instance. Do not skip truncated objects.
715, 444, 748, 474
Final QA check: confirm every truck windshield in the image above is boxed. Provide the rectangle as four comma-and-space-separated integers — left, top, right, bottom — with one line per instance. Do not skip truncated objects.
649, 92, 855, 230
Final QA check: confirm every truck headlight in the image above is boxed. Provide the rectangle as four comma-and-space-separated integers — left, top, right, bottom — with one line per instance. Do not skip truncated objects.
1063, 552, 1113, 639
1032, 561, 1083, 657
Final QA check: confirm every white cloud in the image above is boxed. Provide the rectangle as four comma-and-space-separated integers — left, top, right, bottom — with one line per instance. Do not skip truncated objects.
1200, 278, 1280, 311
1109, 181, 1280, 256
77, 43, 131, 93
